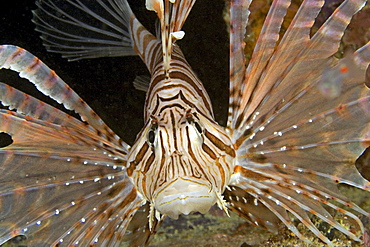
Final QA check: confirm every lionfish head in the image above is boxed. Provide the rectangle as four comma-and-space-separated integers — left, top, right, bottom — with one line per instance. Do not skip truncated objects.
127, 104, 235, 220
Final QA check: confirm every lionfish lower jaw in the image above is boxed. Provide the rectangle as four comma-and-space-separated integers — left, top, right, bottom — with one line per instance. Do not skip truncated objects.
148, 178, 229, 228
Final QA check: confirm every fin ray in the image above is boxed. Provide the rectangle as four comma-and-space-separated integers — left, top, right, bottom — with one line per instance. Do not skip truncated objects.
33, 0, 136, 61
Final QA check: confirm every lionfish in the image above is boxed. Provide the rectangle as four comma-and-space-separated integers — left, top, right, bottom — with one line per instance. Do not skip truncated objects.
0, 0, 369, 246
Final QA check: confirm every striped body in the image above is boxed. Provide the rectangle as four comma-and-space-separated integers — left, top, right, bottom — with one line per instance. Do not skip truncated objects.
128, 16, 234, 220
0, 0, 369, 246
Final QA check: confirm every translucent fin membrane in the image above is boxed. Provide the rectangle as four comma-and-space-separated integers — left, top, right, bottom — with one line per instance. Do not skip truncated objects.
228, 0, 252, 130
230, 164, 369, 246
121, 204, 164, 246
32, 0, 136, 61
228, 0, 368, 135
228, 0, 370, 245
0, 44, 149, 246
224, 185, 281, 233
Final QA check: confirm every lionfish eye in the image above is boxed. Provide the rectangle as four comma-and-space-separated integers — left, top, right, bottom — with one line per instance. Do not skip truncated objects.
148, 129, 155, 144
186, 112, 203, 134
194, 121, 202, 134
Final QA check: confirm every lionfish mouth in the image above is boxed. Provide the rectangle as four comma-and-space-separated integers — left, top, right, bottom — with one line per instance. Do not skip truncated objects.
154, 177, 218, 219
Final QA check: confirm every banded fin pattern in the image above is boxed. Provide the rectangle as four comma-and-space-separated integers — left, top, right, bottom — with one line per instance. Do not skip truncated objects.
0, 44, 146, 246
228, 0, 252, 131
0, 45, 126, 152
121, 204, 164, 246
230, 0, 368, 136
228, 0, 370, 245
